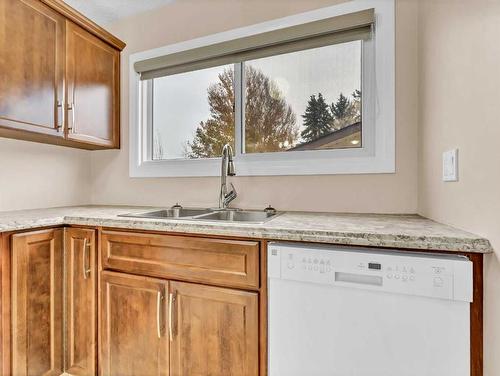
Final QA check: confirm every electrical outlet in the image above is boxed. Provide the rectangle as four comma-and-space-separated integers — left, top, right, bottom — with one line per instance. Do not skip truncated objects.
443, 149, 458, 182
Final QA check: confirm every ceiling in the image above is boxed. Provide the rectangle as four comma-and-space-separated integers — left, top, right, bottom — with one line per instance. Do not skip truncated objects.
63, 0, 175, 25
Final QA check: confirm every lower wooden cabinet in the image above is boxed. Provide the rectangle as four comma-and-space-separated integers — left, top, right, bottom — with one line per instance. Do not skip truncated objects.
99, 274, 259, 376
169, 281, 259, 376
99, 272, 169, 376
65, 228, 97, 375
11, 228, 64, 375
7, 228, 261, 376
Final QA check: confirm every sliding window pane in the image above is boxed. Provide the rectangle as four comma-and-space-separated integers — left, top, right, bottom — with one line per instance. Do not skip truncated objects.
243, 41, 362, 153
152, 65, 235, 159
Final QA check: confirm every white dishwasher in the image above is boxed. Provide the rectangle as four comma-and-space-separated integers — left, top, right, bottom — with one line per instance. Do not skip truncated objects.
268, 242, 473, 376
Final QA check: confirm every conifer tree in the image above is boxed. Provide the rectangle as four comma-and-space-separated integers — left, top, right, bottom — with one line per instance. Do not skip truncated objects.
300, 93, 332, 142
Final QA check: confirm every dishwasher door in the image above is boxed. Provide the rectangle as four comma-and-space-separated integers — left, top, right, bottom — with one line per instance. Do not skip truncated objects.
268, 243, 473, 376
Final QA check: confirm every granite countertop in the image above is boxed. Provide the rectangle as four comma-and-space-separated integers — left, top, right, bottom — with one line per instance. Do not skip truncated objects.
0, 205, 492, 253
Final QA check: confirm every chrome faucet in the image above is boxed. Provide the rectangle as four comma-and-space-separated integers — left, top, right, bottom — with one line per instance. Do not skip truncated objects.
219, 144, 237, 209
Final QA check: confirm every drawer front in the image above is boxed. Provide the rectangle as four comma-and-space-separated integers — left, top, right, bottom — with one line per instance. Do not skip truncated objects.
100, 230, 260, 289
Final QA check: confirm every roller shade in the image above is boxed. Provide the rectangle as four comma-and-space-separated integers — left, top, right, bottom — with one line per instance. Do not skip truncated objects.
135, 8, 374, 80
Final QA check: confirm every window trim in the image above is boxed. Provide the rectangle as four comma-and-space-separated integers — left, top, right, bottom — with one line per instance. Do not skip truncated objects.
129, 0, 395, 177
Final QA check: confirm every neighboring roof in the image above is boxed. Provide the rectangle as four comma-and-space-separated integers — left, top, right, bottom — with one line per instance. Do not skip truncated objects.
289, 122, 361, 151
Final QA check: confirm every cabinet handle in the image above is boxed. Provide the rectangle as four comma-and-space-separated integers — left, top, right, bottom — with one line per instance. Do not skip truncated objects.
168, 291, 176, 342
67, 102, 75, 132
157, 290, 164, 338
56, 101, 63, 131
82, 238, 91, 279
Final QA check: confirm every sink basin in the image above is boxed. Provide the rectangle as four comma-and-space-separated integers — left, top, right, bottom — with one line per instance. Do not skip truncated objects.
119, 208, 211, 219
196, 210, 277, 223
119, 208, 280, 223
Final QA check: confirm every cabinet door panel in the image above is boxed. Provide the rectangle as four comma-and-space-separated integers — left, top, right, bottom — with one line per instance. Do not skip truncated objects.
170, 281, 259, 376
101, 230, 260, 289
99, 271, 168, 376
0, 0, 64, 135
65, 228, 97, 376
11, 228, 63, 376
66, 21, 119, 148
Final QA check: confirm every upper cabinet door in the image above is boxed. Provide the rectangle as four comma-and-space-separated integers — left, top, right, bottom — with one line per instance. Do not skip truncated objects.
66, 21, 120, 148
0, 0, 65, 136
65, 228, 97, 376
169, 281, 259, 376
11, 228, 64, 376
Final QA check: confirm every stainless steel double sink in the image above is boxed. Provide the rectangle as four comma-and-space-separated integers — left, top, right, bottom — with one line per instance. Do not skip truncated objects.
119, 207, 280, 223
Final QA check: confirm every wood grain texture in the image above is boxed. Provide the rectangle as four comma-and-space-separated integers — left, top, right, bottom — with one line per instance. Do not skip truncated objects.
65, 21, 120, 148
101, 230, 260, 289
0, 0, 65, 136
259, 241, 268, 376
0, 0, 122, 149
0, 233, 11, 375
169, 281, 259, 376
38, 0, 126, 50
99, 271, 169, 376
64, 228, 97, 375
11, 228, 64, 376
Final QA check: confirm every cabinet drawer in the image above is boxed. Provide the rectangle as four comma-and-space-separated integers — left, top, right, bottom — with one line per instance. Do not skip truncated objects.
100, 230, 260, 289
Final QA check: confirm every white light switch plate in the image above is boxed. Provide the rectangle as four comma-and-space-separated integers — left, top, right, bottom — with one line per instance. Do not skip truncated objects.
443, 149, 458, 182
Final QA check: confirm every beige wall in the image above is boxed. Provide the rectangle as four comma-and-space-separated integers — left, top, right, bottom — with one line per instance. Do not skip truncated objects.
0, 138, 91, 211
1, 0, 499, 372
90, 0, 419, 214
417, 0, 500, 374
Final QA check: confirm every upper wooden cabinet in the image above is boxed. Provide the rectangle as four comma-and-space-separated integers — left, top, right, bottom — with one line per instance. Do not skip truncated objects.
66, 21, 120, 148
0, 0, 65, 137
0, 0, 125, 149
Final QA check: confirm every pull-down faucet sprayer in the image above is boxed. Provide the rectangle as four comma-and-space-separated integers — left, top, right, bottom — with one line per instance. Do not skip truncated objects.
219, 144, 237, 209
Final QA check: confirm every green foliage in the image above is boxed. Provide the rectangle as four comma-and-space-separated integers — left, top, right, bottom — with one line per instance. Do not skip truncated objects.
300, 93, 333, 142
330, 93, 359, 130
186, 66, 362, 157
187, 66, 298, 158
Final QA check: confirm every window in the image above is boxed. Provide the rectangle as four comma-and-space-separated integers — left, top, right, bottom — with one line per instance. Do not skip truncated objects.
151, 65, 234, 160
243, 41, 362, 154
130, 0, 395, 177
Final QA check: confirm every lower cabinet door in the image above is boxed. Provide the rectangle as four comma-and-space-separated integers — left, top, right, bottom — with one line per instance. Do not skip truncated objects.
169, 281, 259, 376
11, 228, 64, 376
99, 271, 169, 376
65, 228, 97, 375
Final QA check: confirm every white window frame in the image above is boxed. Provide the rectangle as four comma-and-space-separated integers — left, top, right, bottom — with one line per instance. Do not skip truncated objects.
129, 0, 395, 177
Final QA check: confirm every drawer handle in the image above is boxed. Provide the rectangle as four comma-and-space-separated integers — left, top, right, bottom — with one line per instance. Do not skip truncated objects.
82, 238, 91, 279
168, 291, 176, 342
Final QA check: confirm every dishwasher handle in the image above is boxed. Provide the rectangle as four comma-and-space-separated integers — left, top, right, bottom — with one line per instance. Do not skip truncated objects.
335, 272, 383, 286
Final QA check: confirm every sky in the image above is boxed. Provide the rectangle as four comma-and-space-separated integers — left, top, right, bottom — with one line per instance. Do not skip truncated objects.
153, 40, 361, 159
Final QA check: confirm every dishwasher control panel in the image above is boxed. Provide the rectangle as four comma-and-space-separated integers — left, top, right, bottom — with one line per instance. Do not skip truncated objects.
268, 243, 473, 302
